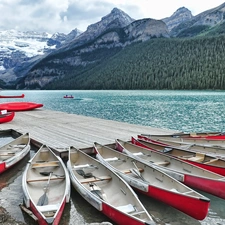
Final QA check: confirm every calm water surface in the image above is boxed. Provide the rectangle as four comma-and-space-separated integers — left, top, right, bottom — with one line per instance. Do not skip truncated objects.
1, 90, 225, 225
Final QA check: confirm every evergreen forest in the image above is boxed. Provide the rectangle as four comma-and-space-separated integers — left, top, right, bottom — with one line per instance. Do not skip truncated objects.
43, 34, 225, 90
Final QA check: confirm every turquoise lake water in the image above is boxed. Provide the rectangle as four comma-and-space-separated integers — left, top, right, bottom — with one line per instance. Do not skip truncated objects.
1, 90, 225, 132
1, 90, 225, 225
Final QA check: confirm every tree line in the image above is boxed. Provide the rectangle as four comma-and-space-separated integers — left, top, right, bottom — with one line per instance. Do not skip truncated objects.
44, 34, 225, 90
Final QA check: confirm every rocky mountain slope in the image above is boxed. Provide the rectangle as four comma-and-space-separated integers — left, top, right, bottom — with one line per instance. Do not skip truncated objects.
0, 28, 82, 84
169, 2, 225, 37
162, 7, 193, 32
20, 8, 169, 89
1, 3, 225, 89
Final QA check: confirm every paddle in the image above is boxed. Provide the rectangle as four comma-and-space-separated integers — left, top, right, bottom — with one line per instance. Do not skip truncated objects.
130, 161, 146, 181
89, 183, 105, 200
76, 169, 105, 183
76, 169, 93, 178
37, 172, 52, 206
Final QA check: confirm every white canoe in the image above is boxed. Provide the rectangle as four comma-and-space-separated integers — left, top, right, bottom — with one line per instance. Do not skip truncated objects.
67, 146, 155, 225
141, 134, 225, 147
0, 132, 30, 174
134, 136, 225, 176
22, 145, 70, 225
94, 142, 210, 220
115, 139, 225, 200
138, 134, 225, 158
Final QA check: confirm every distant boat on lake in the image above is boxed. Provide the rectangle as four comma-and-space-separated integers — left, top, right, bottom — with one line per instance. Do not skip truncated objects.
0, 93, 25, 98
63, 95, 74, 99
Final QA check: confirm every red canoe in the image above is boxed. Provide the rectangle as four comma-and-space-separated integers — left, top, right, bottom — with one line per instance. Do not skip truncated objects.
134, 136, 225, 176
0, 94, 25, 98
115, 138, 225, 201
140, 131, 225, 140
0, 102, 43, 111
0, 111, 15, 123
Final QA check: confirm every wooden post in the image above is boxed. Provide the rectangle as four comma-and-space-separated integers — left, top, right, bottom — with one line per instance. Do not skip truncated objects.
19, 204, 38, 222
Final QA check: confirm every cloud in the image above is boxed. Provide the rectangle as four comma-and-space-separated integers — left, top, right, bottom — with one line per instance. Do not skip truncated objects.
0, 0, 224, 34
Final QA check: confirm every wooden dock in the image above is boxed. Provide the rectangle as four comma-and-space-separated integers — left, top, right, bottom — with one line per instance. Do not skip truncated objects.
0, 109, 175, 154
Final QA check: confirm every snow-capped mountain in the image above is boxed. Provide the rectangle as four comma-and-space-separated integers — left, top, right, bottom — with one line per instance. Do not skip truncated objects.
0, 30, 52, 70
0, 29, 82, 72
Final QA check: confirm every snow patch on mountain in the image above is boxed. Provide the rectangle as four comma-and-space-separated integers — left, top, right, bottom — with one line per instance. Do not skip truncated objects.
0, 29, 55, 71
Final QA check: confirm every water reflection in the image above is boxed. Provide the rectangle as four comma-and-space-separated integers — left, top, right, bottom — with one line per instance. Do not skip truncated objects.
70, 188, 113, 224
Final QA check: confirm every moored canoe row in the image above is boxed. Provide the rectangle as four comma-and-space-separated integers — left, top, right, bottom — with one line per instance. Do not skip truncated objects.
3, 128, 225, 224
114, 139, 225, 200
133, 136, 225, 176
94, 142, 210, 220
67, 147, 155, 225
140, 131, 225, 139
140, 133, 225, 147
138, 134, 225, 158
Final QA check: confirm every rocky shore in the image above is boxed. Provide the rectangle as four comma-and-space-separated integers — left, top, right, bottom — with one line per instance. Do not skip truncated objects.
0, 207, 25, 225
0, 206, 113, 225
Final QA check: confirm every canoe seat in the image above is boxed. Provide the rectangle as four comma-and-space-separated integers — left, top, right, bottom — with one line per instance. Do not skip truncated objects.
37, 204, 59, 213
130, 210, 146, 216
27, 176, 65, 183
117, 204, 136, 214
188, 153, 205, 162
154, 161, 170, 166
73, 164, 97, 170
80, 175, 112, 184
31, 161, 59, 168
90, 184, 108, 201
122, 168, 144, 174
179, 154, 195, 159
105, 157, 119, 162
105, 157, 125, 166
133, 152, 144, 156
8, 144, 26, 149
190, 133, 197, 137
0, 152, 15, 156
204, 158, 219, 164
162, 147, 173, 153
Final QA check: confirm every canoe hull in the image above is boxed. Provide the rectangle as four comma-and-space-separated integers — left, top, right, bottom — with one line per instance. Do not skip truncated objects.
134, 185, 209, 221
29, 198, 66, 225
95, 143, 210, 220
69, 174, 151, 225
102, 203, 154, 225
140, 132, 224, 139
135, 136, 225, 176
181, 160, 225, 176
116, 139, 225, 200
0, 94, 24, 98
184, 174, 225, 199
68, 148, 154, 225
0, 133, 30, 174
22, 145, 70, 225
0, 112, 15, 123
0, 102, 43, 111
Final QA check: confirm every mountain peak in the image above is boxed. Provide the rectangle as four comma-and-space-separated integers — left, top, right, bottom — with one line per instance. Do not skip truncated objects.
172, 7, 192, 17
100, 7, 134, 28
111, 7, 123, 14
74, 7, 134, 44
162, 7, 193, 32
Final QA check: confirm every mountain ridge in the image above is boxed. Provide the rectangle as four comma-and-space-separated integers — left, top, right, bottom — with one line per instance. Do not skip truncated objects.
1, 3, 225, 89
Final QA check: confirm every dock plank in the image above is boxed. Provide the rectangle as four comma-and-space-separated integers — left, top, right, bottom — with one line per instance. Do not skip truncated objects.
0, 109, 174, 152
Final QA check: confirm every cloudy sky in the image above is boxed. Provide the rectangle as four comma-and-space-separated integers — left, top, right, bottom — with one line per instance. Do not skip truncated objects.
0, 0, 225, 34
